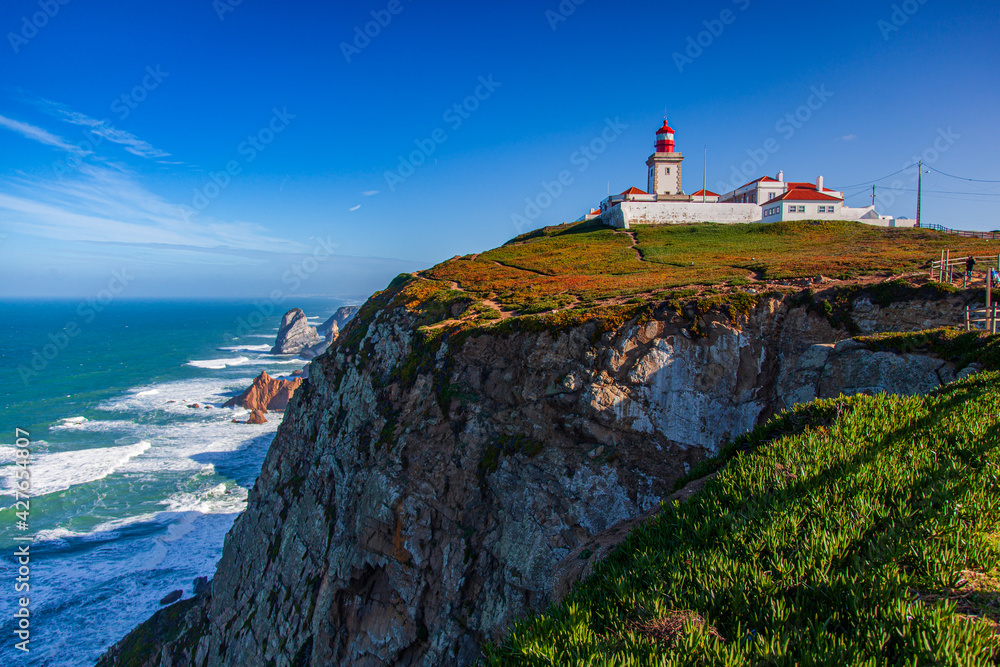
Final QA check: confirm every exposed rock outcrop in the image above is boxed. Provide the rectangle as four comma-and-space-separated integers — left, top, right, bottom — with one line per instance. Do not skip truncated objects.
270, 309, 321, 355
222, 371, 303, 412
159, 591, 182, 606
318, 318, 339, 342
319, 306, 361, 342
103, 286, 973, 666
246, 410, 268, 425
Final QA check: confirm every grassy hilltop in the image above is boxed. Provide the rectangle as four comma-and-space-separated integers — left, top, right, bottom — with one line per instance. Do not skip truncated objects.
343, 221, 997, 352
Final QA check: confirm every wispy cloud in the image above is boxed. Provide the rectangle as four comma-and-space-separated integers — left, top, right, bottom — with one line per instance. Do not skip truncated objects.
0, 164, 306, 253
58, 110, 171, 159
839, 134, 857, 141
349, 204, 362, 211
0, 114, 87, 154
362, 190, 379, 196
12, 91, 172, 160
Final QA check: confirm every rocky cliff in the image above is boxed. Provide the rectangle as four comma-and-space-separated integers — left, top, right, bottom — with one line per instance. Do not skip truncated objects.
99, 274, 976, 667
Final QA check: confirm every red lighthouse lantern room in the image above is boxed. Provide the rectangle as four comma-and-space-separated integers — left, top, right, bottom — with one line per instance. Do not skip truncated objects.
654, 120, 676, 153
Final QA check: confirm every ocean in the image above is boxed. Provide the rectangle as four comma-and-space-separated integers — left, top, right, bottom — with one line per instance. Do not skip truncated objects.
0, 298, 347, 665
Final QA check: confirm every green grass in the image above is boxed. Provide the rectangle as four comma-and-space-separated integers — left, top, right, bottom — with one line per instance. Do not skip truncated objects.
485, 371, 1000, 666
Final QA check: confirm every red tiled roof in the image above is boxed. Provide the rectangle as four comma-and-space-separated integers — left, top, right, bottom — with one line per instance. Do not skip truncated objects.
770, 188, 843, 203
691, 189, 720, 197
735, 175, 780, 190
620, 187, 648, 195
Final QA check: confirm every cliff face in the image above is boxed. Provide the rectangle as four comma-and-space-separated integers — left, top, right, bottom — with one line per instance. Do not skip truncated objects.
102, 284, 971, 666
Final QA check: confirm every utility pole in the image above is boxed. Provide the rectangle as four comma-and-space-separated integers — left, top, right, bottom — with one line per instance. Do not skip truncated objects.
871, 184, 875, 207
916, 159, 923, 228
703, 145, 707, 203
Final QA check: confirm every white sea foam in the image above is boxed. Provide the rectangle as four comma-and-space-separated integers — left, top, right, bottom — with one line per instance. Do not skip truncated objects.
217, 344, 273, 352
99, 378, 253, 413
186, 356, 251, 369
52, 416, 89, 430
0, 441, 152, 498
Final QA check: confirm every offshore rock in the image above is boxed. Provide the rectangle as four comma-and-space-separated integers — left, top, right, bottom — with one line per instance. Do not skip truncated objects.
271, 308, 321, 355
319, 306, 360, 342
246, 410, 268, 425
222, 371, 303, 412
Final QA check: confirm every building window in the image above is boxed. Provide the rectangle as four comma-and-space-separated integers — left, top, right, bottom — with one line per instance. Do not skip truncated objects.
665, 168, 671, 174
769, 193, 776, 200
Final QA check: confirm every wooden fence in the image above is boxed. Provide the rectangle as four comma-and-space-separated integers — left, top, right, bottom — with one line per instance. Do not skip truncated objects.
923, 223, 1000, 240
930, 250, 1000, 283
966, 304, 999, 334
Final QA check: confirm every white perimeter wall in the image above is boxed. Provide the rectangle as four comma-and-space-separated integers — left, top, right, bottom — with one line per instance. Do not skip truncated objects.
603, 202, 762, 229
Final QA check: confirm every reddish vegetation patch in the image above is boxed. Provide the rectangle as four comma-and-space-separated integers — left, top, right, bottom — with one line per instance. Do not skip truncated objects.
917, 570, 1000, 639
631, 611, 725, 645
422, 220, 997, 315
774, 463, 798, 480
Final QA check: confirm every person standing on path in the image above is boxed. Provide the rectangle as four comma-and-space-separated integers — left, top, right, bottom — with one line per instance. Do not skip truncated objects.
965, 256, 976, 287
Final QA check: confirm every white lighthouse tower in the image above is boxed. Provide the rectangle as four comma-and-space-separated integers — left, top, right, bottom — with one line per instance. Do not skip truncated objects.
646, 120, 686, 199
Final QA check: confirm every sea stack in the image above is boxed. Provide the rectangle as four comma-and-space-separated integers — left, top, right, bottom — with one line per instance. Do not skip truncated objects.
270, 309, 321, 355
318, 305, 360, 343
222, 371, 303, 412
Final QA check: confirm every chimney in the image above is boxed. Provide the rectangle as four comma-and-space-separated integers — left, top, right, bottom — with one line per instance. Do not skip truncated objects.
776, 170, 784, 182
817, 175, 824, 191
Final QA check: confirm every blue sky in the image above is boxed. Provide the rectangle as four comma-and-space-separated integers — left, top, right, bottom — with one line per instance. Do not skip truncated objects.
1, 0, 998, 299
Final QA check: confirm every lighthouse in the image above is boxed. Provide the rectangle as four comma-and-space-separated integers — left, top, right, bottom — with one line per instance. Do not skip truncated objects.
646, 119, 685, 198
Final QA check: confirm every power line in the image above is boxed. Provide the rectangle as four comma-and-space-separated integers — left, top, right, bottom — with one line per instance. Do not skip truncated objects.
925, 165, 1000, 183
885, 187, 1000, 197
828, 167, 911, 190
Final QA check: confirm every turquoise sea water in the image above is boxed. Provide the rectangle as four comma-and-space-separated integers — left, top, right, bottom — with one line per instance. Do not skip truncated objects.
0, 298, 345, 665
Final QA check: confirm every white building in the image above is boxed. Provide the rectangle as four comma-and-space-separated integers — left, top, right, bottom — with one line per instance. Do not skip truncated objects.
600, 121, 760, 228
597, 118, 908, 229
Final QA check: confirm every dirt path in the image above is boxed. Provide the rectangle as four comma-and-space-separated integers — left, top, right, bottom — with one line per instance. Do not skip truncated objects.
415, 274, 514, 325
615, 229, 643, 262
491, 260, 551, 277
